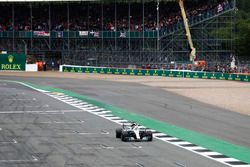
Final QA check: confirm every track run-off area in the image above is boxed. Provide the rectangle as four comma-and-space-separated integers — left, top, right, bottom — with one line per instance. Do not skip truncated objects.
0, 72, 249, 167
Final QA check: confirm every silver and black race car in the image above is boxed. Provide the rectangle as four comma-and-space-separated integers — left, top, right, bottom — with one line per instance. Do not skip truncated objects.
115, 123, 153, 142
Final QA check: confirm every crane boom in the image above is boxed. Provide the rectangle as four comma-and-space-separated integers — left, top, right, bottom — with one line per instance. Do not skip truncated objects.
178, 0, 196, 62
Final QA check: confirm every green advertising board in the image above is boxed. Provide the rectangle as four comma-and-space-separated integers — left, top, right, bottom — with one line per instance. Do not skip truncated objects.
0, 54, 26, 71
62, 65, 250, 82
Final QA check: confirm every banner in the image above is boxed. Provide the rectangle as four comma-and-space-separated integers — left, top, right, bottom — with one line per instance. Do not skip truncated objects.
61, 65, 250, 82
33, 31, 50, 37
79, 31, 88, 36
56, 31, 63, 38
94, 32, 100, 38
89, 31, 100, 38
120, 32, 126, 38
0, 54, 26, 71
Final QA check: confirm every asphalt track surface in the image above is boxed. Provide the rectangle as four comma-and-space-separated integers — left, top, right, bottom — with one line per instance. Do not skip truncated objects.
0, 76, 249, 167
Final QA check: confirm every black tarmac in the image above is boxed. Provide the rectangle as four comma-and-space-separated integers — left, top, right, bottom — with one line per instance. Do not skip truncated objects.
0, 76, 249, 167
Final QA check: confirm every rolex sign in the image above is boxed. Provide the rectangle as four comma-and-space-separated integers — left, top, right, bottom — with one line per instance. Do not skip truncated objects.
0, 54, 26, 71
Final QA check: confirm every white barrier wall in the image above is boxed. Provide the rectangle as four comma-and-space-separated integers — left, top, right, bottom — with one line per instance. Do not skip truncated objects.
59, 65, 105, 72
26, 64, 38, 72
59, 65, 63, 72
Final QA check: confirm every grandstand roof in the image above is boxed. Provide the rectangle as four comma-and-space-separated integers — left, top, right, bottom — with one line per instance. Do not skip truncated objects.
0, 0, 176, 2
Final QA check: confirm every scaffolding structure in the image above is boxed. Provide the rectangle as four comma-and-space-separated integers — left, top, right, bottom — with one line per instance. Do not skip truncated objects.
0, 0, 236, 68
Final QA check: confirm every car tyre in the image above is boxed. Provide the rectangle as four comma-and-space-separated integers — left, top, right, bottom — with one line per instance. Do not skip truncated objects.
146, 131, 153, 141
121, 132, 128, 142
116, 128, 122, 138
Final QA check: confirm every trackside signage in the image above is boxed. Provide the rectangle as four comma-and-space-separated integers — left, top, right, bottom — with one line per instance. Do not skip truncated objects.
61, 65, 250, 82
0, 54, 26, 71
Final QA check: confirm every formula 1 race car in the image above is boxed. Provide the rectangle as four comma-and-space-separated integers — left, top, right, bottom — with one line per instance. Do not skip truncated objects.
116, 122, 153, 142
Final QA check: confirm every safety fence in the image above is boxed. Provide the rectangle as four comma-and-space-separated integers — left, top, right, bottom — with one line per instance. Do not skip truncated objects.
0, 31, 157, 39
61, 65, 250, 82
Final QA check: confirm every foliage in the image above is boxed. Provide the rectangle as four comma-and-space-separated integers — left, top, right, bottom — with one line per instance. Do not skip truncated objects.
235, 0, 250, 58
209, 0, 250, 58
235, 19, 250, 57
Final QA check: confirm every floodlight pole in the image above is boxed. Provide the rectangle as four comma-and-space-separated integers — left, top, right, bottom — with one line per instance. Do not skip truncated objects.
67, 2, 70, 55
128, 2, 131, 64
178, 0, 196, 66
30, 3, 33, 49
142, 0, 145, 51
22, 40, 27, 55
12, 4, 15, 52
157, 0, 160, 56
49, 3, 51, 50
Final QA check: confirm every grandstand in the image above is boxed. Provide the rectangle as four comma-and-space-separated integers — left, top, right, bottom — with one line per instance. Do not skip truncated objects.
0, 0, 236, 70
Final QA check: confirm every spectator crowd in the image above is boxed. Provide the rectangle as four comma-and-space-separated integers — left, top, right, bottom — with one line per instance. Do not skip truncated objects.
0, 0, 231, 32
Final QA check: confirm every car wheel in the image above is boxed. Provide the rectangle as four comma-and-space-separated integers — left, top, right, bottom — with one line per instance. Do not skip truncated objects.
121, 132, 128, 142
146, 131, 153, 141
116, 128, 122, 138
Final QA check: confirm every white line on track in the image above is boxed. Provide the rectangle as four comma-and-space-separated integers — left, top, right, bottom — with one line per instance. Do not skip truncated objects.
93, 111, 112, 115
0, 110, 84, 114
174, 162, 187, 167
153, 133, 168, 137
59, 131, 110, 135
184, 146, 206, 151
0, 139, 17, 144
114, 120, 130, 123
216, 158, 241, 163
38, 120, 84, 124
82, 145, 142, 150
98, 114, 113, 117
0, 156, 38, 163
22, 104, 49, 108
71, 102, 88, 106
105, 116, 121, 120
171, 141, 191, 145
136, 162, 145, 167
200, 152, 222, 156
5, 98, 37, 101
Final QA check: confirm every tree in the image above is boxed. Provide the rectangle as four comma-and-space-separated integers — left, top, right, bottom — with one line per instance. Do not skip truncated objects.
209, 0, 250, 58
235, 0, 250, 58
235, 19, 250, 58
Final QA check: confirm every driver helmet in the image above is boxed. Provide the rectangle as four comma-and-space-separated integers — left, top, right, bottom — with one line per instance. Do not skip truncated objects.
131, 123, 137, 127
